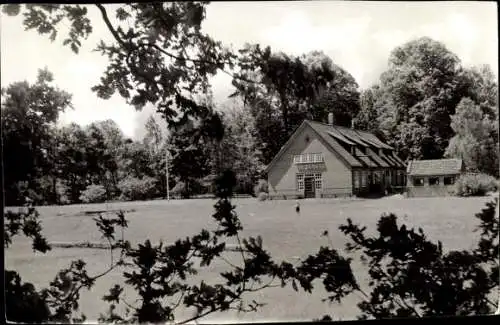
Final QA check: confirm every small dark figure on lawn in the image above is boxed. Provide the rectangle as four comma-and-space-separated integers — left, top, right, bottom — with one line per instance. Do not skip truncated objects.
295, 200, 300, 214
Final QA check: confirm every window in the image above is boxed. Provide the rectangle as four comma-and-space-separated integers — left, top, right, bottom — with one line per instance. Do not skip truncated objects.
429, 177, 440, 186
444, 176, 455, 185
354, 171, 360, 189
293, 153, 324, 164
361, 171, 367, 187
296, 173, 304, 190
413, 177, 424, 186
314, 172, 322, 189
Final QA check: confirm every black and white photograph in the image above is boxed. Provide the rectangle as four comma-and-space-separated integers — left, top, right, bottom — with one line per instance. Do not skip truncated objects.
1, 1, 499, 323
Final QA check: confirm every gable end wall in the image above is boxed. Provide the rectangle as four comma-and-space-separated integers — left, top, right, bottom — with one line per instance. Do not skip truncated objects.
267, 125, 353, 199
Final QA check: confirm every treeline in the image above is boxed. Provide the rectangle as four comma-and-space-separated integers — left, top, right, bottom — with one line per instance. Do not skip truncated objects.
2, 37, 498, 206
1, 72, 265, 205
231, 38, 498, 174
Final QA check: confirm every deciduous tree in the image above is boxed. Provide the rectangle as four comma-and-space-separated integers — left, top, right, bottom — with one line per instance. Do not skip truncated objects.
445, 97, 499, 176
1, 68, 72, 205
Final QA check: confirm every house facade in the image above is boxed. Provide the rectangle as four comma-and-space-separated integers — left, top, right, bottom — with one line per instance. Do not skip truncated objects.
265, 116, 406, 199
406, 159, 464, 197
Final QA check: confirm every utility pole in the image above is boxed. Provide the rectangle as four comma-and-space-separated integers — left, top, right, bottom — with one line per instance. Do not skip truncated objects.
166, 146, 170, 201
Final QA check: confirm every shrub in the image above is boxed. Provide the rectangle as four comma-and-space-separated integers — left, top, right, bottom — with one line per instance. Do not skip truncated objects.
56, 181, 70, 205
170, 179, 204, 199
454, 173, 498, 197
253, 179, 268, 196
79, 184, 107, 203
257, 192, 268, 201
117, 176, 157, 201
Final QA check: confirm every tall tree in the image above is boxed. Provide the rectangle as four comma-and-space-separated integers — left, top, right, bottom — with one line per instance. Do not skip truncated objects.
142, 115, 168, 195
302, 50, 360, 126
445, 98, 499, 176
353, 86, 381, 133
1, 68, 72, 205
374, 37, 465, 160
221, 101, 265, 193
55, 123, 90, 203
233, 47, 360, 163
168, 118, 210, 198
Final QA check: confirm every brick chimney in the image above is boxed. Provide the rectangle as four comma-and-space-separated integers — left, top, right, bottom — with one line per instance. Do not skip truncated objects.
328, 112, 334, 126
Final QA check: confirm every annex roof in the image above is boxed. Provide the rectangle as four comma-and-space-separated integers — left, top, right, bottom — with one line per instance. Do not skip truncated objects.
406, 159, 464, 176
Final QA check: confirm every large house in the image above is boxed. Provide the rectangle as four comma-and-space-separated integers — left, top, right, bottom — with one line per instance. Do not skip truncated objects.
406, 158, 464, 197
265, 114, 406, 199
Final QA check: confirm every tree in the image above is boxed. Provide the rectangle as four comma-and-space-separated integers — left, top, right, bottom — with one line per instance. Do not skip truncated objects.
373, 37, 465, 160
445, 97, 499, 176
1, 68, 72, 205
353, 86, 381, 133
222, 101, 265, 194
233, 47, 360, 163
333, 199, 499, 319
142, 115, 168, 195
119, 140, 154, 180
302, 51, 361, 126
55, 123, 91, 203
90, 120, 126, 197
460, 64, 498, 119
168, 118, 211, 198
2, 3, 237, 130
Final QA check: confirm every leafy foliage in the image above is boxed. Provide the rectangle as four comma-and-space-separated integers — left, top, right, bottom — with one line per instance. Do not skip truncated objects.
5, 3, 236, 129
453, 173, 498, 197
233, 47, 360, 163
221, 101, 265, 194
337, 199, 499, 319
254, 179, 269, 196
445, 97, 499, 177
257, 192, 269, 201
4, 205, 51, 253
79, 184, 107, 203
118, 176, 157, 201
5, 207, 129, 323
373, 37, 473, 160
1, 68, 72, 206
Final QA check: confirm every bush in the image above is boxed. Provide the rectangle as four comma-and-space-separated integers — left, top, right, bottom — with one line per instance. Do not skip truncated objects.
118, 176, 157, 201
454, 173, 498, 197
170, 179, 204, 199
56, 181, 70, 205
79, 184, 107, 203
257, 192, 268, 201
253, 179, 268, 196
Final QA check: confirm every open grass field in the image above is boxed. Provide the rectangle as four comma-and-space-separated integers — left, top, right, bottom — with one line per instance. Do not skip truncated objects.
5, 196, 496, 322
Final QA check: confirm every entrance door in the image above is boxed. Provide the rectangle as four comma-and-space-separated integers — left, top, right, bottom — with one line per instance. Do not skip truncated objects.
304, 177, 316, 198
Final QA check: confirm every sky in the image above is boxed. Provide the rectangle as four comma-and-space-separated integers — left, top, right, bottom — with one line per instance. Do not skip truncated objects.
1, 1, 498, 139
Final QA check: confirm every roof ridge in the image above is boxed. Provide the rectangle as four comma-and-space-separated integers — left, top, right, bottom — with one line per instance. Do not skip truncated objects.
410, 158, 462, 162
306, 119, 367, 133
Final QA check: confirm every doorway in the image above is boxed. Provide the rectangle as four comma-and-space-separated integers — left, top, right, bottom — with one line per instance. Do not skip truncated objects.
304, 177, 316, 198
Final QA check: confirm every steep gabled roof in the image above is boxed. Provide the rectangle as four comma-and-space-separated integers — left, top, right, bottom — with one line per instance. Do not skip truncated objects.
306, 121, 363, 167
365, 147, 390, 168
390, 152, 407, 168
378, 151, 399, 168
265, 120, 401, 173
407, 159, 464, 176
264, 121, 361, 173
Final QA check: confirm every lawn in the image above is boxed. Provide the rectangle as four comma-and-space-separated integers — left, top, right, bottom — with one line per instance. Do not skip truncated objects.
5, 196, 495, 323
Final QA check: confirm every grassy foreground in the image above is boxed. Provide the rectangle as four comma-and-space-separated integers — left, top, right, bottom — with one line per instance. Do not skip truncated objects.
5, 196, 494, 322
